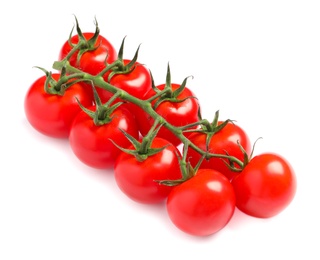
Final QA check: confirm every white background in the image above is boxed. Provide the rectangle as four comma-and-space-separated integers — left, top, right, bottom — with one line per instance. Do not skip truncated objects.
1, 0, 319, 259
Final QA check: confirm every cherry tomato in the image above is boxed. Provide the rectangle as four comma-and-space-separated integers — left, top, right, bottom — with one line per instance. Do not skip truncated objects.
136, 83, 200, 146
24, 73, 93, 138
232, 153, 297, 218
114, 137, 182, 204
166, 169, 236, 236
69, 105, 139, 169
187, 121, 251, 181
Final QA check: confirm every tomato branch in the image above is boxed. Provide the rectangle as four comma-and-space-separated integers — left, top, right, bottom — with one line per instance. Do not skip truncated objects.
52, 60, 244, 169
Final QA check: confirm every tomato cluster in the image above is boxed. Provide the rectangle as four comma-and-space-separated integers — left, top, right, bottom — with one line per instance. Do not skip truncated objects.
24, 17, 297, 237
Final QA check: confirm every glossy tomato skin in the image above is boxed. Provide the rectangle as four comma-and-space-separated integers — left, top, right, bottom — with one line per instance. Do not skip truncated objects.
69, 105, 139, 169
167, 169, 236, 236
187, 121, 251, 181
114, 138, 182, 204
59, 32, 117, 75
232, 153, 297, 218
136, 83, 200, 146
24, 74, 93, 138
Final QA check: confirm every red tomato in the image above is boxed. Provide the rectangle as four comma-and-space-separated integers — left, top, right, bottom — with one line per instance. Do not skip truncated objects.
136, 83, 200, 146
187, 121, 251, 181
24, 73, 93, 138
166, 169, 236, 236
232, 153, 297, 218
114, 137, 182, 204
69, 105, 139, 169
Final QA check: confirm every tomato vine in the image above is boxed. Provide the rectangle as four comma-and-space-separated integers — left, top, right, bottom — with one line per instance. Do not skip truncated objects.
25, 16, 297, 237
52, 59, 245, 169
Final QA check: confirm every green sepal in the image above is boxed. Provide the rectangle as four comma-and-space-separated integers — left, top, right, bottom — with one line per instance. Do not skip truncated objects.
241, 137, 263, 168
111, 137, 169, 162
171, 75, 193, 99
183, 110, 233, 138
156, 144, 198, 187
76, 82, 124, 126
155, 160, 194, 187
151, 63, 194, 110
117, 128, 141, 150
34, 66, 67, 95
116, 36, 126, 62
155, 178, 186, 187
67, 16, 101, 66
185, 110, 234, 157
220, 150, 243, 173
110, 120, 169, 162
153, 94, 198, 110
150, 71, 160, 93
107, 38, 141, 82
109, 137, 141, 158
220, 137, 263, 173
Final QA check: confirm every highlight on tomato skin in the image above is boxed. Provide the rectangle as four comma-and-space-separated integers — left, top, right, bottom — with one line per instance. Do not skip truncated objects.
231, 153, 297, 219
166, 169, 236, 237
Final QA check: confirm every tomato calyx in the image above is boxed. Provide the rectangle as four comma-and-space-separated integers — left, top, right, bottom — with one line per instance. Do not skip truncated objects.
35, 66, 79, 96
76, 82, 124, 126
111, 118, 169, 162
157, 144, 204, 187
103, 37, 142, 82
62, 16, 101, 65
146, 64, 196, 109
223, 137, 262, 173
185, 110, 233, 156
239, 137, 262, 167
184, 110, 231, 134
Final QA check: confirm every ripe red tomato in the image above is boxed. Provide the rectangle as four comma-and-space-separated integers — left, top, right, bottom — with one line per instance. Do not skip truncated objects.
114, 137, 182, 204
231, 153, 297, 218
186, 121, 251, 181
136, 83, 200, 146
69, 105, 139, 169
166, 169, 236, 236
24, 73, 93, 138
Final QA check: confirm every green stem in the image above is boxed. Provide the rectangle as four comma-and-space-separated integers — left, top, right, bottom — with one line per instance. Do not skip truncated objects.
97, 60, 124, 78
145, 88, 172, 103
139, 118, 161, 154
179, 119, 209, 131
63, 42, 83, 61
